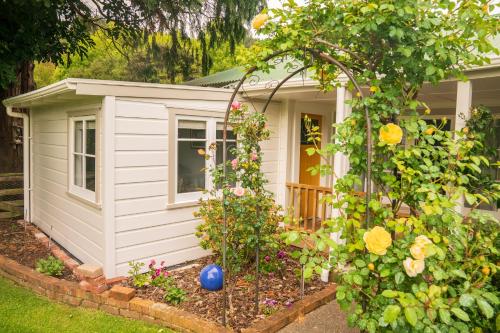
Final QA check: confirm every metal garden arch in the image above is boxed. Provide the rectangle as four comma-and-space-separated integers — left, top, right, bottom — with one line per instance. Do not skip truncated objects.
219, 47, 373, 326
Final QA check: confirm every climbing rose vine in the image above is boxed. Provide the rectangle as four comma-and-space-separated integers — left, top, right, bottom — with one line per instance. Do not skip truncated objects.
195, 103, 283, 276
251, 0, 499, 332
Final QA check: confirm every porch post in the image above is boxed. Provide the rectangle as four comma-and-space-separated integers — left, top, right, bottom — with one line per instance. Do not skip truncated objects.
321, 83, 351, 282
454, 80, 473, 215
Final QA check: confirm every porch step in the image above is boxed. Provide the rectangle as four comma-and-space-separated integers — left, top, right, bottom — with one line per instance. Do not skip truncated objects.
0, 211, 21, 219
0, 188, 23, 196
0, 173, 23, 183
0, 201, 23, 213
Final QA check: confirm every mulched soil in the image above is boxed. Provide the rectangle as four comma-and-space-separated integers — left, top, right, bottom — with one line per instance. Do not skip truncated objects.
0, 219, 77, 281
124, 254, 331, 332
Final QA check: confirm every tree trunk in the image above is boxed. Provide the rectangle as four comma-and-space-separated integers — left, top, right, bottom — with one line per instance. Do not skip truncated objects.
0, 61, 34, 173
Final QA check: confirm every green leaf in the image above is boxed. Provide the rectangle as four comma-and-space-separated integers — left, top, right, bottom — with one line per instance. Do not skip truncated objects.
439, 308, 451, 325
464, 193, 477, 205
354, 259, 366, 268
395, 272, 405, 284
353, 275, 363, 285
383, 305, 401, 324
380, 269, 390, 277
425, 65, 436, 76
477, 299, 494, 319
404, 307, 418, 327
459, 293, 474, 307
305, 147, 316, 156
382, 290, 398, 298
482, 292, 499, 305
451, 307, 470, 322
451, 269, 467, 279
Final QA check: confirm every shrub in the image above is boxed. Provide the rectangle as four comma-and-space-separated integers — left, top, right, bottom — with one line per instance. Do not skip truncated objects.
163, 287, 187, 305
36, 256, 64, 277
195, 103, 284, 276
127, 259, 187, 305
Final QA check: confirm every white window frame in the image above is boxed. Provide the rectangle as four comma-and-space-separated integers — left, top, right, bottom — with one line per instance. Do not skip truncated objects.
69, 115, 97, 203
174, 116, 235, 203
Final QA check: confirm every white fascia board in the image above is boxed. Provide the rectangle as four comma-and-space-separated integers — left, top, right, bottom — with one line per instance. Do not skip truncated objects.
2, 79, 77, 108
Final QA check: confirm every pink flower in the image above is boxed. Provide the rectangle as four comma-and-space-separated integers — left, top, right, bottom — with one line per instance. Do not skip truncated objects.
250, 152, 258, 161
160, 261, 165, 267
163, 271, 169, 277
265, 255, 270, 262
232, 187, 245, 197
155, 268, 161, 277
231, 158, 238, 170
149, 259, 156, 268
231, 101, 241, 110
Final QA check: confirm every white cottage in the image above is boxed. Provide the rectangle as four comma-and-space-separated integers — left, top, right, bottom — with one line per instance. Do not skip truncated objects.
4, 52, 500, 278
2, 79, 246, 277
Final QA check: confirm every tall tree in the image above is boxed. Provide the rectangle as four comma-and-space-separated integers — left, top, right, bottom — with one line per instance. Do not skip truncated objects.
0, 0, 264, 172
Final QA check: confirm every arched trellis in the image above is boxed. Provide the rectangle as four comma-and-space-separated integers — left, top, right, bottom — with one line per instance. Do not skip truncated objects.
219, 48, 373, 326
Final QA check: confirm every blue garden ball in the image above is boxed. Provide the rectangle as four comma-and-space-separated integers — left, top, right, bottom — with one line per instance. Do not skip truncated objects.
199, 264, 224, 291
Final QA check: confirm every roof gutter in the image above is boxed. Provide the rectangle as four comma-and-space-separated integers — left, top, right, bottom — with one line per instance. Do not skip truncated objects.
2, 79, 76, 109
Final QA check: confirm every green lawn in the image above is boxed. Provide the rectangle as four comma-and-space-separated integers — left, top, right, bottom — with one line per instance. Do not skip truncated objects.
0, 277, 173, 333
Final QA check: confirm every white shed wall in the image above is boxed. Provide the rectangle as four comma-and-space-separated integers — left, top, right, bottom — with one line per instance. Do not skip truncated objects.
31, 103, 105, 266
113, 99, 210, 275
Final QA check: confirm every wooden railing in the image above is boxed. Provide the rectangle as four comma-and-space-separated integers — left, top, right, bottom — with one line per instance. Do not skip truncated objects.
286, 182, 333, 232
0, 173, 23, 220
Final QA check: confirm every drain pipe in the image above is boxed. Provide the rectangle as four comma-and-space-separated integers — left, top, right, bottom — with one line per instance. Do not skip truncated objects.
5, 106, 31, 222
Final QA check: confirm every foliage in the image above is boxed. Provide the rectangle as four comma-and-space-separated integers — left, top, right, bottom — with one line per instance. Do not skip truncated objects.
251, 0, 500, 332
464, 106, 500, 206
128, 260, 186, 305
0, 0, 264, 89
33, 30, 256, 87
163, 287, 187, 305
35, 256, 64, 277
195, 103, 284, 276
0, 277, 170, 333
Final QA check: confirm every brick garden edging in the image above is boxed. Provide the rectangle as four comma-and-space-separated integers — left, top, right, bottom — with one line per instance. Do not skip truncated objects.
4, 220, 339, 332
0, 253, 231, 333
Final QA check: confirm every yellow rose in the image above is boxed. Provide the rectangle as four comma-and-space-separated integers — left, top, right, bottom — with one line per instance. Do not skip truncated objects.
369, 86, 378, 93
424, 127, 435, 135
252, 13, 269, 30
424, 108, 431, 115
410, 244, 426, 260
379, 123, 403, 145
403, 257, 425, 277
363, 226, 392, 255
414, 235, 432, 248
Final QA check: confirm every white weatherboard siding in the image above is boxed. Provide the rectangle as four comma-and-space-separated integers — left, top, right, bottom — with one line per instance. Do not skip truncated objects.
31, 104, 105, 266
114, 99, 209, 276
247, 101, 282, 197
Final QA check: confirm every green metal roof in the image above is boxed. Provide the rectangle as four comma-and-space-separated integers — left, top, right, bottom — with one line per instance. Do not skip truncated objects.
185, 59, 310, 88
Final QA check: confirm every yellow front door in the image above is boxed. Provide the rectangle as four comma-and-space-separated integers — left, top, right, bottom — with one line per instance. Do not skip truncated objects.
298, 114, 321, 229
299, 114, 321, 185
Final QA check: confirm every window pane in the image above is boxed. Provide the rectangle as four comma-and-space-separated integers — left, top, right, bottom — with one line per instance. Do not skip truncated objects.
74, 121, 83, 153
85, 156, 95, 191
86, 120, 96, 155
177, 141, 206, 193
216, 123, 236, 140
178, 120, 206, 139
74, 154, 83, 187
216, 141, 237, 165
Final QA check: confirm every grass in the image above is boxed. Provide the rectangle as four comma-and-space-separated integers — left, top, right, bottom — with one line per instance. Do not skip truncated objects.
0, 276, 174, 333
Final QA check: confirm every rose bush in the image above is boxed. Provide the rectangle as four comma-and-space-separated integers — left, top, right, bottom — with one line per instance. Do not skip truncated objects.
195, 103, 284, 275
250, 0, 499, 332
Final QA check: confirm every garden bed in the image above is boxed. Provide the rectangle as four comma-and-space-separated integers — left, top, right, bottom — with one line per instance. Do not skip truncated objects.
0, 219, 77, 281
122, 254, 331, 332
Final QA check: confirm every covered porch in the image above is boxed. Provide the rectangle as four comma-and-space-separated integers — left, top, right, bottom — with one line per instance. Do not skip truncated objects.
244, 70, 500, 230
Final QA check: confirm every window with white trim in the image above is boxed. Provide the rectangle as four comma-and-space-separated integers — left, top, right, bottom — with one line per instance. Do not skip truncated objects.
175, 116, 235, 202
69, 116, 96, 202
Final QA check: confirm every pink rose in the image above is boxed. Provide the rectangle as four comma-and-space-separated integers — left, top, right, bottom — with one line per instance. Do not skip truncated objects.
250, 152, 258, 161
231, 101, 241, 110
149, 259, 156, 267
232, 187, 245, 197
231, 158, 238, 170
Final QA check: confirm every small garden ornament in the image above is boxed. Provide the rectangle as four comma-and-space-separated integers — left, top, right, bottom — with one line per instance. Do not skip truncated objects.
199, 264, 224, 291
